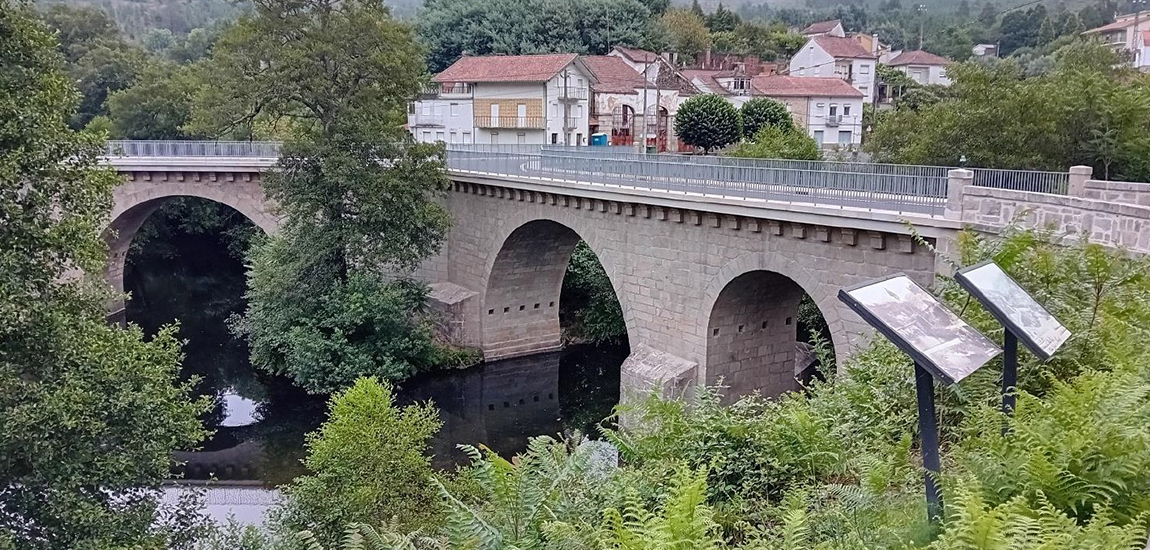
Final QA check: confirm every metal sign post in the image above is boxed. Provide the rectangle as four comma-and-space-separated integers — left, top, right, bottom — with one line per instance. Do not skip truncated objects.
839, 273, 1001, 523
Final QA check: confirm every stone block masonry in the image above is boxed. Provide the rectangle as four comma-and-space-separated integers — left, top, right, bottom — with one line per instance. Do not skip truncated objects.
429, 177, 937, 402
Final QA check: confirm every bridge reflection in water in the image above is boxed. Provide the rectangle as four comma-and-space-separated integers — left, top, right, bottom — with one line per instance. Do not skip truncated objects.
173, 343, 625, 483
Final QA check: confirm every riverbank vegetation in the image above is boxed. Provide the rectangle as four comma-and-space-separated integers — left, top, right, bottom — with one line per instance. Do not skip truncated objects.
185, 227, 1150, 550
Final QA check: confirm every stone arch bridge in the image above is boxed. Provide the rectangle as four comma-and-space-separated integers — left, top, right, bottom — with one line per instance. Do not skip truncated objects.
105, 142, 1133, 402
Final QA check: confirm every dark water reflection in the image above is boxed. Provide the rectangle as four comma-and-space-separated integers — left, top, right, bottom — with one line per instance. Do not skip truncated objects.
126, 208, 624, 486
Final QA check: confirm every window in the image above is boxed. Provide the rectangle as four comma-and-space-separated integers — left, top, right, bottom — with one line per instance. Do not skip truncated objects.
858, 86, 866, 94
517, 132, 526, 144
421, 130, 431, 142
843, 105, 851, 116
449, 131, 457, 143
815, 103, 825, 110
407, 102, 415, 114
551, 133, 559, 144
829, 104, 837, 117
576, 133, 583, 144
490, 132, 499, 144
435, 131, 444, 142
838, 130, 852, 144
449, 103, 458, 116
489, 103, 499, 119
860, 64, 870, 74
422, 103, 431, 115
577, 77, 583, 87
800, 68, 806, 76
813, 130, 824, 143
462, 131, 472, 143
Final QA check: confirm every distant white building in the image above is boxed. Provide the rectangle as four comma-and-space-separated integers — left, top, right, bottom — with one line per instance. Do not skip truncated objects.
886, 50, 952, 86
971, 43, 998, 58
788, 34, 878, 103
750, 75, 865, 148
1083, 11, 1150, 70
409, 54, 594, 146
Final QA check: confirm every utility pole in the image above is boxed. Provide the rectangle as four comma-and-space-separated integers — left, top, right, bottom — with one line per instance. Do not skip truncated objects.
562, 69, 570, 146
640, 57, 652, 153
917, 4, 926, 50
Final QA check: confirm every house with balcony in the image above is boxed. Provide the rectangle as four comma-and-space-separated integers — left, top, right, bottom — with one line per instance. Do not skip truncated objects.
410, 53, 594, 146
409, 82, 476, 144
788, 34, 878, 103
750, 75, 865, 148
1083, 11, 1150, 70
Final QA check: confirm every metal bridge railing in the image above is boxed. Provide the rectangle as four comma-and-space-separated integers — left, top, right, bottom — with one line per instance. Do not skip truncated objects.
102, 141, 1079, 212
106, 140, 281, 158
971, 167, 1070, 195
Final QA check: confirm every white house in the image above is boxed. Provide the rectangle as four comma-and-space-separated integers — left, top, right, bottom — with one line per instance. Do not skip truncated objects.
788, 34, 878, 103
608, 46, 663, 84
971, 43, 998, 58
886, 50, 952, 86
410, 54, 594, 146
1084, 11, 1150, 70
750, 75, 865, 148
799, 19, 845, 37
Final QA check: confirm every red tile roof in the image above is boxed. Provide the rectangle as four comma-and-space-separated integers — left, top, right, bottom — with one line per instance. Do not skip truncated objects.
433, 53, 579, 83
801, 19, 841, 35
751, 75, 864, 98
581, 55, 646, 94
1084, 12, 1149, 34
680, 69, 732, 95
811, 35, 877, 58
613, 46, 660, 63
887, 50, 951, 66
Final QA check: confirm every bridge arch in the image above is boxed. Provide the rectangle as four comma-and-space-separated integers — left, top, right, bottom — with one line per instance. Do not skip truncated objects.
478, 212, 630, 361
701, 253, 846, 401
103, 174, 277, 320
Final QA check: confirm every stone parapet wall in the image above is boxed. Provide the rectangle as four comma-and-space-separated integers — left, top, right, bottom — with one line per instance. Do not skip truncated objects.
1083, 179, 1150, 208
961, 185, 1150, 254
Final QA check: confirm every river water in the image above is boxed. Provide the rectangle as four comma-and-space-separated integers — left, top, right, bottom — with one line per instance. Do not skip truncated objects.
125, 205, 626, 523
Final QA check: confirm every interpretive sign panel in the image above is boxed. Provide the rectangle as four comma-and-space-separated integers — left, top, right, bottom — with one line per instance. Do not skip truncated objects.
955, 261, 1070, 361
839, 274, 1001, 385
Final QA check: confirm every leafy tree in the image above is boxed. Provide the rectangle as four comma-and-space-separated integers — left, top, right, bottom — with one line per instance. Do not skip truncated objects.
107, 63, 200, 139
999, 5, 1047, 56
739, 97, 793, 139
0, 2, 207, 547
196, 0, 457, 391
866, 42, 1150, 180
274, 378, 443, 548
977, 1, 997, 26
38, 4, 119, 62
729, 125, 820, 160
658, 8, 711, 63
674, 94, 741, 154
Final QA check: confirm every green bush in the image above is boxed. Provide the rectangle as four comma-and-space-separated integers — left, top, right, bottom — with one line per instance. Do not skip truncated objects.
674, 94, 742, 153
728, 125, 820, 160
738, 97, 792, 139
273, 377, 443, 547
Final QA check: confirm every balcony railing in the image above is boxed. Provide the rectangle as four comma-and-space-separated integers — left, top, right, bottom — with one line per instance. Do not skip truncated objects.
409, 112, 446, 126
557, 86, 588, 100
474, 115, 546, 129
421, 83, 473, 97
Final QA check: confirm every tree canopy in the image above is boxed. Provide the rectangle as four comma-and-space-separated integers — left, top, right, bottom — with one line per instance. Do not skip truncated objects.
866, 41, 1150, 180
199, 0, 459, 393
0, 2, 207, 547
674, 93, 741, 153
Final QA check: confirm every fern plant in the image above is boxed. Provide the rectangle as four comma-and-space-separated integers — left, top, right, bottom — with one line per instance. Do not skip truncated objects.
930, 482, 1150, 550
294, 523, 442, 550
595, 464, 722, 550
957, 370, 1150, 525
432, 436, 603, 550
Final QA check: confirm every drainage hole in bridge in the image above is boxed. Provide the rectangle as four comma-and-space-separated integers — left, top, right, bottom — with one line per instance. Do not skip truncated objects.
504, 307, 510, 313
519, 305, 525, 311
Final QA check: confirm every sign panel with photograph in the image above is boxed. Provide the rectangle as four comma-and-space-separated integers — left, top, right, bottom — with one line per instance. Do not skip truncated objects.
955, 261, 1070, 361
839, 274, 1002, 385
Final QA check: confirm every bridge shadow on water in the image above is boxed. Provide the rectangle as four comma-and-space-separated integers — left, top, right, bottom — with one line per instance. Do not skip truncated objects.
125, 198, 625, 486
